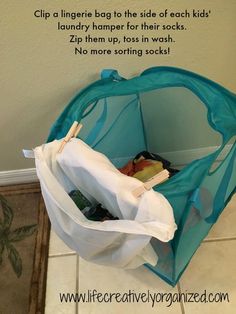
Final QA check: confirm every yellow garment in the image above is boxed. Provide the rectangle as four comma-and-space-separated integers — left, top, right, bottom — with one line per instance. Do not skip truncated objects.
133, 161, 164, 182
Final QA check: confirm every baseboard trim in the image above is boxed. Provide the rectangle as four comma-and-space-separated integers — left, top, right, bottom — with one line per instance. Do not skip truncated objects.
0, 144, 232, 186
161, 144, 232, 166
0, 168, 38, 186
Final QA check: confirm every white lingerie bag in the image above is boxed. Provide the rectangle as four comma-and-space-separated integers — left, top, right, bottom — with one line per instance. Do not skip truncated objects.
30, 138, 177, 269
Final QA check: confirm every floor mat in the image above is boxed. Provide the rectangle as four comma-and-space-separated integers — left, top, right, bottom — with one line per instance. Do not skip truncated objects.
0, 182, 50, 314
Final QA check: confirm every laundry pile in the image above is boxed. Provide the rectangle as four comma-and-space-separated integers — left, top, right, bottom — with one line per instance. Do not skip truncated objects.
119, 151, 179, 182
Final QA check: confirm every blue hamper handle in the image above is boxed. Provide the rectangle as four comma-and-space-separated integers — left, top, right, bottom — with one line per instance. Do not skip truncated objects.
84, 69, 126, 145
191, 144, 236, 224
208, 145, 236, 223
100, 69, 126, 81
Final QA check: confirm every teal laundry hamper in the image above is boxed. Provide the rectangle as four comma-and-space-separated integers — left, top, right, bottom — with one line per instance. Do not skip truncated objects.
47, 66, 236, 286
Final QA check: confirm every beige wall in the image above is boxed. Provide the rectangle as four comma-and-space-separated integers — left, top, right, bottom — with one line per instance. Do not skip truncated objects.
1, 0, 236, 170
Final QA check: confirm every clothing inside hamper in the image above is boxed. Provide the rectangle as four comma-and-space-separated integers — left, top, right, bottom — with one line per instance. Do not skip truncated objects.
119, 150, 179, 182
69, 189, 119, 221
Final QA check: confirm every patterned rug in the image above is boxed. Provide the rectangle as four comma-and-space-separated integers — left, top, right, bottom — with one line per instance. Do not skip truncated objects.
0, 183, 50, 314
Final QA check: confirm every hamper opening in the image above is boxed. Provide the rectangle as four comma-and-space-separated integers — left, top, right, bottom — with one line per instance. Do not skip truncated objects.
79, 87, 222, 170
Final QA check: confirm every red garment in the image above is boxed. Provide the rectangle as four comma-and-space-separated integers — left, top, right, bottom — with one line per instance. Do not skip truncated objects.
119, 159, 155, 176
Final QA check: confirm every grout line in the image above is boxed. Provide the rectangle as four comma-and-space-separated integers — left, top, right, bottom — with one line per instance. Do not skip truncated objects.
76, 255, 79, 314
49, 252, 77, 258
203, 237, 236, 243
177, 282, 186, 314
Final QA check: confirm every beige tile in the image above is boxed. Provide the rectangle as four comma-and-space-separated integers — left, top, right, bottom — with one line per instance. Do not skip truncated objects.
45, 255, 77, 314
180, 240, 236, 314
205, 194, 236, 240
78, 258, 182, 314
49, 229, 76, 256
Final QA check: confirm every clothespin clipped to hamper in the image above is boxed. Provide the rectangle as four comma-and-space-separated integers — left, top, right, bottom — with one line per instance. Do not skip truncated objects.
132, 169, 169, 198
58, 121, 83, 153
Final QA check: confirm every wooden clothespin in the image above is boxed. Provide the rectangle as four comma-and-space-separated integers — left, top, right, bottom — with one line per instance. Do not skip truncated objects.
132, 169, 169, 198
58, 121, 83, 153
74, 123, 83, 138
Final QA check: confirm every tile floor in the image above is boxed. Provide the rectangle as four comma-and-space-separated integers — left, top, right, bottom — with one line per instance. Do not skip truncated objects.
45, 195, 236, 314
